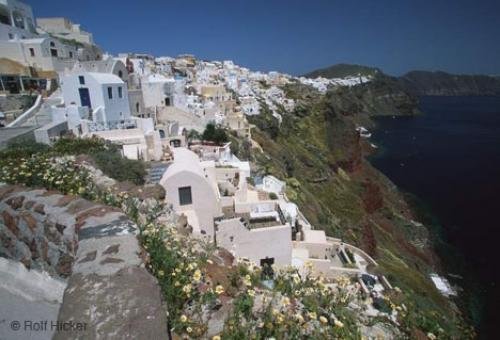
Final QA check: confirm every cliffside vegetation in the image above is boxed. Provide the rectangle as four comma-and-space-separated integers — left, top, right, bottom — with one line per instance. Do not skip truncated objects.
242, 82, 474, 338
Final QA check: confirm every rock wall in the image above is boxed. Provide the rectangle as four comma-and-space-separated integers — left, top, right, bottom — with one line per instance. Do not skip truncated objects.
0, 185, 82, 277
0, 184, 168, 339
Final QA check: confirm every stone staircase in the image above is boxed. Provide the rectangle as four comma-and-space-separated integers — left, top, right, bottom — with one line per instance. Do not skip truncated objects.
146, 162, 170, 184
23, 90, 63, 128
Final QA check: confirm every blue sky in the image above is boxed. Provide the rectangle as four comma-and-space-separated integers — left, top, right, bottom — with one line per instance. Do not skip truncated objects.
26, 0, 500, 76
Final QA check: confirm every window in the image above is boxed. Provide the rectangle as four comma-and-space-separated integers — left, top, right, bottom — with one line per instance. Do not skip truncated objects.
12, 11, 24, 29
118, 86, 123, 98
29, 48, 35, 57
50, 49, 58, 57
178, 186, 192, 206
118, 70, 123, 79
0, 5, 11, 26
78, 76, 85, 85
107, 87, 113, 99
8, 33, 13, 40
50, 41, 55, 47
136, 102, 140, 113
69, 51, 73, 58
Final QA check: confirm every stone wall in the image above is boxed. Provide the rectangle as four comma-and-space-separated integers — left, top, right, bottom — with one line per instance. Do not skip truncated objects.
0, 184, 83, 277
0, 184, 168, 339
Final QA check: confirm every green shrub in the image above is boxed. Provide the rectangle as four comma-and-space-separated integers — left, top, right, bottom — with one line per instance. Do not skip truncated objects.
51, 136, 110, 155
1, 137, 146, 185
202, 123, 228, 145
92, 150, 146, 185
1, 138, 49, 158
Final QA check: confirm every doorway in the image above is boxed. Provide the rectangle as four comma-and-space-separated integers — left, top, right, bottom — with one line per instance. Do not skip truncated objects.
79, 88, 91, 107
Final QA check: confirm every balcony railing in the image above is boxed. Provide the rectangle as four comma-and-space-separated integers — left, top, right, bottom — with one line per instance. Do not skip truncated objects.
87, 119, 137, 132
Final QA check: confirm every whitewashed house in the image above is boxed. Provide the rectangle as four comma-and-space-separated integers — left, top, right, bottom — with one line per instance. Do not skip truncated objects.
60, 72, 131, 123
141, 73, 175, 108
0, 36, 77, 73
160, 148, 223, 237
0, 0, 36, 41
160, 147, 292, 267
65, 57, 146, 118
0, 1, 90, 73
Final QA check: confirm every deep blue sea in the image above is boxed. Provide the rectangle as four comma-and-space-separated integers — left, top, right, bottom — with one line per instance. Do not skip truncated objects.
369, 96, 500, 338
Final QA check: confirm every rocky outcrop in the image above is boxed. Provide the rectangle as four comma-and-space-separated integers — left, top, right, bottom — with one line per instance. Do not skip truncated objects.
0, 184, 168, 339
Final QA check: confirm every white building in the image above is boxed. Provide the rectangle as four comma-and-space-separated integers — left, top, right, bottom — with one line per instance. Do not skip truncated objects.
141, 73, 175, 108
0, 36, 77, 73
216, 217, 292, 267
160, 147, 292, 267
0, 0, 36, 41
68, 56, 128, 82
257, 175, 286, 195
160, 148, 223, 237
60, 72, 131, 123
37, 17, 94, 45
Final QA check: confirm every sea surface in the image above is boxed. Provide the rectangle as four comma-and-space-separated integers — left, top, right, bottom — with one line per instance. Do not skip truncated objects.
369, 96, 500, 338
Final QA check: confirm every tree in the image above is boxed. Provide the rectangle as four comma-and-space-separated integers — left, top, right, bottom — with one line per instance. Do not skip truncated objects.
202, 123, 228, 145
186, 129, 201, 143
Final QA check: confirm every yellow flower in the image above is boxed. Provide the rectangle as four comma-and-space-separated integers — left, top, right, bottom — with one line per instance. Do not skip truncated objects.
319, 316, 328, 324
247, 289, 255, 297
182, 284, 192, 294
192, 269, 202, 282
282, 297, 290, 306
186, 326, 192, 333
243, 274, 252, 287
427, 333, 437, 340
212, 336, 221, 340
295, 313, 304, 323
308, 312, 317, 320
334, 319, 344, 328
180, 315, 188, 323
215, 285, 224, 295
158, 270, 164, 277
276, 313, 284, 324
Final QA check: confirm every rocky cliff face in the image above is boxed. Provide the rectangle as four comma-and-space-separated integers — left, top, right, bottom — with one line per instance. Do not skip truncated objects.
398, 71, 500, 96
326, 75, 421, 116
